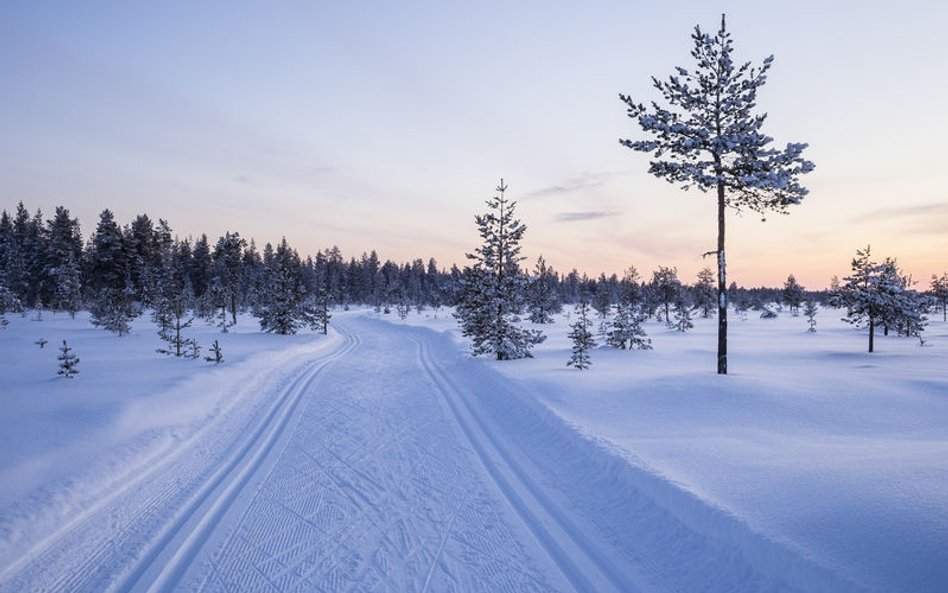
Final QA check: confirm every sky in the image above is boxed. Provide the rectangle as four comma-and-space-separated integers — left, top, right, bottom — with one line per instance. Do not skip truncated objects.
1, 0, 946, 288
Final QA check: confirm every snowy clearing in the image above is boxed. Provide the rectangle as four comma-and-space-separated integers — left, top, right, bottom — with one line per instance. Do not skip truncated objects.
1, 307, 946, 592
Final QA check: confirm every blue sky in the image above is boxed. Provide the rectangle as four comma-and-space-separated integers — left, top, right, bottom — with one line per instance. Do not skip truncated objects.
2, 1, 946, 287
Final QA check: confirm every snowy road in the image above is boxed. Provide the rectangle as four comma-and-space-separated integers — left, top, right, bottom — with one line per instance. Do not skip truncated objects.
1, 314, 859, 592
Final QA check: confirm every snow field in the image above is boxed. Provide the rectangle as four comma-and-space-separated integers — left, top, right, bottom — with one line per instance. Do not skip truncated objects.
1, 306, 946, 592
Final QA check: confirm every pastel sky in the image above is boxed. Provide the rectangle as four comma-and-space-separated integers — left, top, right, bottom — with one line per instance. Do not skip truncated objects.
2, 1, 946, 288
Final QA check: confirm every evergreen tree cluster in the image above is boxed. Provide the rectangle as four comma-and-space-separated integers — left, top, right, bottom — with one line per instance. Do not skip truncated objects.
0, 203, 459, 335
1, 203, 939, 359
833, 246, 928, 352
0, 202, 848, 331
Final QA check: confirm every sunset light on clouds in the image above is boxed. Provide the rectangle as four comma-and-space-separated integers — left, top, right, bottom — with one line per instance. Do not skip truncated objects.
2, 0, 945, 288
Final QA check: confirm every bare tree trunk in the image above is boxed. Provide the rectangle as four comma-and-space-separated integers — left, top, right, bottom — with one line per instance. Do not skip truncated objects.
717, 181, 728, 375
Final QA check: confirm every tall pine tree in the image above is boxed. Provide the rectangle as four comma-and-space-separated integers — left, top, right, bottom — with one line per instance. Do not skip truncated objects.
620, 15, 814, 373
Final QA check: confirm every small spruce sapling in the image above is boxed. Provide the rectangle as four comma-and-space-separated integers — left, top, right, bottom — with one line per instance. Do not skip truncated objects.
396, 301, 410, 320
673, 298, 694, 332
57, 340, 79, 378
567, 300, 596, 370
803, 300, 818, 333
205, 339, 224, 364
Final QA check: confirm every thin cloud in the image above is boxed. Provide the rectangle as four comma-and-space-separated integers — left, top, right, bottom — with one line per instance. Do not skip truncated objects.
555, 211, 619, 222
852, 202, 948, 228
526, 172, 624, 199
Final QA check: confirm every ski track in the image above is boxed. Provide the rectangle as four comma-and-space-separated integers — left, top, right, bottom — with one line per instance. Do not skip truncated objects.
0, 329, 356, 593
411, 333, 649, 593
2, 314, 864, 593
193, 316, 561, 593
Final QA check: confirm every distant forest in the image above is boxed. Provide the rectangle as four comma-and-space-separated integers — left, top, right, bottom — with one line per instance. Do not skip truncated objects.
0, 201, 829, 329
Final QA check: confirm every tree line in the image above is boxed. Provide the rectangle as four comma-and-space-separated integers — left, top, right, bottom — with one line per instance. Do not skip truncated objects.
1, 201, 855, 335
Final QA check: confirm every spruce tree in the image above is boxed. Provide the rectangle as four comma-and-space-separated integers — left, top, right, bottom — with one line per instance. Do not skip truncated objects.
673, 297, 695, 332
693, 267, 716, 319
527, 255, 561, 324
650, 266, 681, 326
606, 301, 652, 350
803, 300, 818, 333
455, 179, 544, 359
57, 340, 79, 378
0, 271, 21, 330
88, 209, 136, 335
205, 340, 224, 364
311, 288, 332, 334
782, 274, 806, 315
620, 15, 814, 373
254, 238, 309, 335
153, 253, 198, 358
567, 300, 596, 370
45, 206, 84, 313
930, 273, 948, 323
211, 231, 245, 329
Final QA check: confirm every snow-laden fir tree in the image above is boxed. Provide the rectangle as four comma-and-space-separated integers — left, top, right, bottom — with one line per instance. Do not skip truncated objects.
155, 292, 198, 357
88, 209, 136, 335
782, 274, 806, 315
930, 273, 948, 323
692, 267, 716, 318
673, 297, 694, 332
527, 255, 561, 324
619, 266, 644, 310
620, 14, 814, 374
455, 179, 544, 360
606, 301, 652, 350
650, 266, 680, 326
803, 300, 818, 333
89, 287, 136, 336
0, 272, 20, 330
45, 206, 83, 316
396, 299, 410, 320
567, 300, 596, 370
837, 246, 924, 352
152, 270, 197, 357
308, 288, 332, 335
51, 250, 82, 318
889, 285, 928, 343
209, 231, 245, 330
591, 279, 614, 321
254, 238, 310, 335
57, 340, 79, 378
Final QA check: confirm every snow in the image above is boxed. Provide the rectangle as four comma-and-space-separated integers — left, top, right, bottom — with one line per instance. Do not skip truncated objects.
1, 306, 946, 592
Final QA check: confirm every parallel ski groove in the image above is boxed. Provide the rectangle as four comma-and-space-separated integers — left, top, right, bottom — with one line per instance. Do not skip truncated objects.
413, 334, 646, 593
107, 329, 359, 593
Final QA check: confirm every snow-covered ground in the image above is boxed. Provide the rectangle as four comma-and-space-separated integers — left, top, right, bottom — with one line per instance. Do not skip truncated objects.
1, 306, 946, 592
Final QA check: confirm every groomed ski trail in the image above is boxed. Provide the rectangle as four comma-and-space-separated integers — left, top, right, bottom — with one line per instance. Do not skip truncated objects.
0, 328, 356, 593
412, 333, 653, 593
107, 329, 361, 593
